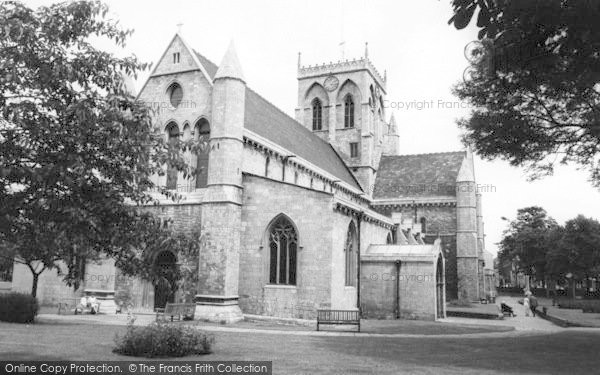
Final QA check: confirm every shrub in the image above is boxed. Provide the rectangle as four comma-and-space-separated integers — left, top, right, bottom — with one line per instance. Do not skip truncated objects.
0, 292, 38, 323
557, 300, 582, 309
113, 321, 214, 358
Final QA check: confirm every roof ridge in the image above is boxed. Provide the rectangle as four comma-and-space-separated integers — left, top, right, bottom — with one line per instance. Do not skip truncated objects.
244, 86, 343, 152
388, 151, 466, 158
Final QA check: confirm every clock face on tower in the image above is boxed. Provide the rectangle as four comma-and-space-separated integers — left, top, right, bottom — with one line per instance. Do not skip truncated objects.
324, 75, 339, 92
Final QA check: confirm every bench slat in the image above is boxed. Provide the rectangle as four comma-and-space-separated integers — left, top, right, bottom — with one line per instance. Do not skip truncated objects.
316, 309, 360, 332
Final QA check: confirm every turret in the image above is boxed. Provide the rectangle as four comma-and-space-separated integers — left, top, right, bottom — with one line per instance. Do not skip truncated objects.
196, 41, 245, 322
383, 113, 400, 156
455, 152, 479, 302
476, 191, 485, 299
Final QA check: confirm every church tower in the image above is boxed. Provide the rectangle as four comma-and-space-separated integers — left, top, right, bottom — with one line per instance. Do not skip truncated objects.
295, 44, 388, 195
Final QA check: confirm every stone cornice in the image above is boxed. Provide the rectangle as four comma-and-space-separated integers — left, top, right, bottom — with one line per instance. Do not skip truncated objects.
370, 197, 457, 209
333, 199, 394, 230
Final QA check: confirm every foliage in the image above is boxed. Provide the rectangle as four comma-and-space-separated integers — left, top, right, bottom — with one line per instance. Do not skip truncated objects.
0, 292, 38, 323
499, 207, 557, 282
449, 0, 600, 186
0, 1, 204, 296
113, 321, 214, 358
546, 215, 600, 285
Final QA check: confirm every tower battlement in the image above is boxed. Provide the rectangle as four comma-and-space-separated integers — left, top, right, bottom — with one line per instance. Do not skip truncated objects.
298, 57, 387, 93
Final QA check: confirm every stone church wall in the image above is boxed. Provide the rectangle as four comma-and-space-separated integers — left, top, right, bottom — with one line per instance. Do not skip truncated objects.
138, 68, 212, 190
238, 174, 334, 319
11, 261, 80, 306
374, 204, 459, 300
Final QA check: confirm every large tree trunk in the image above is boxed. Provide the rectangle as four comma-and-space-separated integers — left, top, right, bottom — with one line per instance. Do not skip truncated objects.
31, 273, 39, 298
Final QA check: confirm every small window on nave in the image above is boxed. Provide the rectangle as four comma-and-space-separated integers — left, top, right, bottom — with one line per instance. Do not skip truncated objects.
345, 221, 358, 287
350, 142, 359, 158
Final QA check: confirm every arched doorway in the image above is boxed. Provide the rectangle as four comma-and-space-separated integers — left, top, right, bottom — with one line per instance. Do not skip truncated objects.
154, 250, 177, 310
436, 256, 445, 319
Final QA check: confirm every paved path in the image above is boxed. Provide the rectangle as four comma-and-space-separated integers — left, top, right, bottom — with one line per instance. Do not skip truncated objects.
442, 296, 564, 332
36, 295, 600, 339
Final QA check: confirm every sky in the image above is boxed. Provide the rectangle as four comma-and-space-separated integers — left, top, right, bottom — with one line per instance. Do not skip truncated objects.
30, 0, 600, 256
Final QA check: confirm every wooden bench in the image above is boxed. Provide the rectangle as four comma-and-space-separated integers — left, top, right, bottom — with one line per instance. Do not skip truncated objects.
155, 302, 196, 322
316, 309, 360, 332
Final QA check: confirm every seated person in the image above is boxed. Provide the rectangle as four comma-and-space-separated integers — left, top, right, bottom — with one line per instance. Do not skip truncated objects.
75, 296, 87, 314
500, 301, 515, 317
87, 296, 99, 314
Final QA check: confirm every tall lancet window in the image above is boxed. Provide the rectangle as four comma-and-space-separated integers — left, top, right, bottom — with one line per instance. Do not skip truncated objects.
312, 98, 322, 131
268, 215, 298, 285
345, 221, 358, 286
344, 94, 354, 128
195, 119, 210, 188
165, 122, 180, 190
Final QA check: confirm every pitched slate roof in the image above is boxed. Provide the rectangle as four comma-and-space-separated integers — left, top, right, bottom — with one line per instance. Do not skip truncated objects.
373, 152, 466, 199
193, 50, 361, 190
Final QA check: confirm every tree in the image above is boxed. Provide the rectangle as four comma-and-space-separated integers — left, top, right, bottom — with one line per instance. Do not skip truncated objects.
449, 0, 600, 186
0, 1, 202, 297
500, 206, 557, 286
546, 215, 600, 297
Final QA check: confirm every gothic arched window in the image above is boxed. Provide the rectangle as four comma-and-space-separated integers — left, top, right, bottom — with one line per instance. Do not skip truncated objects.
312, 98, 322, 131
386, 232, 393, 245
165, 122, 179, 190
345, 221, 358, 286
268, 215, 298, 285
344, 94, 354, 128
195, 119, 210, 188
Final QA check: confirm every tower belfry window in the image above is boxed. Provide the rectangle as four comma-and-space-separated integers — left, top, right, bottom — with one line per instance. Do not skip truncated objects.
344, 95, 354, 128
312, 98, 322, 131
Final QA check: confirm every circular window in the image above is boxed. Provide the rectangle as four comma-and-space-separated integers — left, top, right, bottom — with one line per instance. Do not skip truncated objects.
167, 82, 183, 108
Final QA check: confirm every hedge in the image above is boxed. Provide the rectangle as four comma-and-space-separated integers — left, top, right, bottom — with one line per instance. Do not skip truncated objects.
0, 292, 38, 323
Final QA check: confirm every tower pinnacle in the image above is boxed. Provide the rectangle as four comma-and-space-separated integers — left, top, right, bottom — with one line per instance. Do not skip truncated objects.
215, 41, 245, 82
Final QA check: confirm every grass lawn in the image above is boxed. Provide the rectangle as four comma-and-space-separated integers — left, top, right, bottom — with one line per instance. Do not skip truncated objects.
1, 321, 599, 374
535, 298, 600, 328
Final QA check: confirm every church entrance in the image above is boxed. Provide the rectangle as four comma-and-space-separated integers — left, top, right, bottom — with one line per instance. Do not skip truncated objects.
436, 256, 445, 319
153, 250, 177, 310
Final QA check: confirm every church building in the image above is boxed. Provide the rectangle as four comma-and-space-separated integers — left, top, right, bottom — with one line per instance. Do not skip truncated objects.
10, 33, 488, 321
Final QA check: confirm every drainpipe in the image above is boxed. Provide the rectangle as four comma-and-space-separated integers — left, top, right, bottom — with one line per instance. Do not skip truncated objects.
395, 259, 402, 319
356, 212, 363, 316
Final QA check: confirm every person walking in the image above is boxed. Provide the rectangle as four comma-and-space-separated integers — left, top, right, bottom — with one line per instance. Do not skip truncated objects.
524, 293, 531, 317
529, 294, 538, 317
